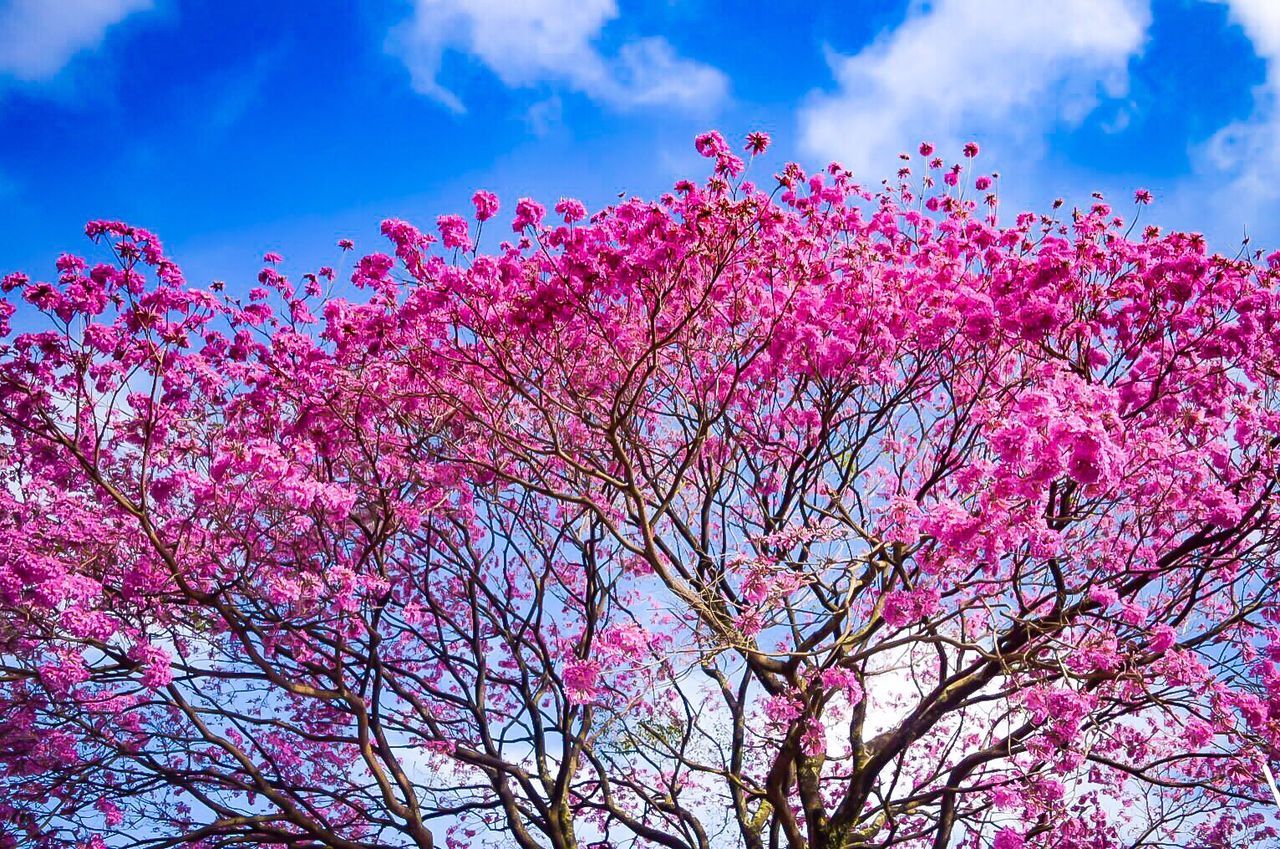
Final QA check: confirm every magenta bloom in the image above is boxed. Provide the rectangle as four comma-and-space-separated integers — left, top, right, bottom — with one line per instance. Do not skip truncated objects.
436, 214, 473, 251
512, 197, 545, 231
555, 197, 587, 224
745, 131, 771, 155
993, 829, 1024, 849
471, 189, 500, 222
694, 130, 730, 159
562, 659, 601, 704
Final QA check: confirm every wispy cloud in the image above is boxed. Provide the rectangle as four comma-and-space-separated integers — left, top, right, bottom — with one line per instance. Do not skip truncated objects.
0, 0, 152, 83
798, 0, 1150, 177
387, 0, 727, 114
1194, 1, 1280, 218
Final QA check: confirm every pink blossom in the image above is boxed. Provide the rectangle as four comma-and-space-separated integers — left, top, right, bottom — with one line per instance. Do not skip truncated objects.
563, 658, 601, 704
881, 586, 941, 628
993, 828, 1024, 849
1088, 586, 1118, 608
820, 667, 864, 706
471, 189, 500, 222
763, 692, 803, 727
512, 198, 546, 231
736, 609, 763, 637
1184, 718, 1214, 747
695, 130, 730, 159
436, 214, 473, 251
745, 131, 771, 155
1148, 624, 1177, 655
128, 642, 174, 689
95, 797, 124, 826
990, 787, 1019, 809
800, 718, 826, 757
554, 198, 587, 224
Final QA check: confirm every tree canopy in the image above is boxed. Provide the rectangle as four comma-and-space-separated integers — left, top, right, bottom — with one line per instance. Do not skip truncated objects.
3, 133, 1280, 849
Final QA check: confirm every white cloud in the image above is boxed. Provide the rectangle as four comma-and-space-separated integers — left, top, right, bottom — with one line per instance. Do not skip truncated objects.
1193, 1, 1280, 221
798, 0, 1150, 178
1219, 0, 1280, 77
388, 0, 727, 114
0, 0, 152, 82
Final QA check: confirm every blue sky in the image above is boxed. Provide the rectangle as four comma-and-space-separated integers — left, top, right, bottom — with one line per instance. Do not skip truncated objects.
0, 0, 1277, 287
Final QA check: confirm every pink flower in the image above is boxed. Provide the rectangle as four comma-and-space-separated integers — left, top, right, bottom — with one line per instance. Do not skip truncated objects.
881, 586, 940, 628
40, 657, 90, 695
741, 570, 771, 604
745, 131, 771, 155
881, 592, 912, 627
990, 787, 1019, 809
1016, 300, 1060, 341
975, 176, 992, 191
337, 238, 354, 250
695, 130, 730, 159
993, 827, 1024, 849
1119, 601, 1148, 626
963, 141, 980, 158
1088, 586, 1118, 608
471, 190, 500, 222
129, 641, 174, 689
512, 198, 546, 231
919, 141, 935, 156
736, 609, 763, 637
763, 692, 803, 726
1184, 717, 1214, 748
95, 797, 124, 827
436, 214, 473, 251
1067, 435, 1106, 485
263, 251, 283, 264
800, 718, 826, 757
563, 658, 601, 704
695, 130, 744, 176
880, 495, 924, 544
23, 281, 61, 310
716, 154, 745, 177
555, 198, 587, 224
1134, 188, 1152, 205
1148, 624, 1177, 655
820, 667, 864, 706
1, 270, 28, 292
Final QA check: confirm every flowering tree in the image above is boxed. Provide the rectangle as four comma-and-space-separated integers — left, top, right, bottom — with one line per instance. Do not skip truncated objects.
3, 132, 1280, 849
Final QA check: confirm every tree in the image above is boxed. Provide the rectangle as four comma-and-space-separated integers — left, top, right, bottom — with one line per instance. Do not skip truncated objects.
2, 131, 1280, 849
